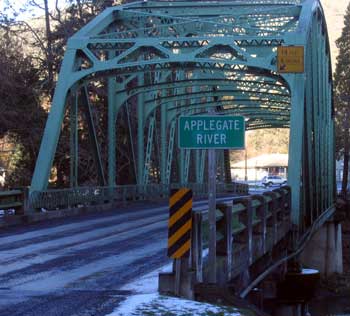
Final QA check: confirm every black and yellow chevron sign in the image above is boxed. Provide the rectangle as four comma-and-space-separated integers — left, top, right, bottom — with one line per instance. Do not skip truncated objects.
167, 188, 193, 259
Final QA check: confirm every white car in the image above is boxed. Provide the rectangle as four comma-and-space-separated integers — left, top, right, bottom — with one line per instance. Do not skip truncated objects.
262, 175, 287, 187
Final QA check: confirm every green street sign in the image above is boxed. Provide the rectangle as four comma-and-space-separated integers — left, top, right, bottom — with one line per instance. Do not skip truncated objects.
178, 116, 245, 149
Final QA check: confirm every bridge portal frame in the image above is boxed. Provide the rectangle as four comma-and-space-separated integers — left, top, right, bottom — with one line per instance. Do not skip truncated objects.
30, 0, 335, 230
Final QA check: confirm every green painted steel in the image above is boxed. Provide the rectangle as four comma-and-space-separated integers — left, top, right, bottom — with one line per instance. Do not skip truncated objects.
81, 86, 106, 186
69, 91, 78, 188
178, 116, 245, 149
107, 74, 117, 187
30, 0, 335, 230
29, 183, 249, 211
144, 115, 155, 184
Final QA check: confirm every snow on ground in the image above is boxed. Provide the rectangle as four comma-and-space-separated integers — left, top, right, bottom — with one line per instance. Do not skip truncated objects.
109, 294, 243, 316
107, 262, 244, 316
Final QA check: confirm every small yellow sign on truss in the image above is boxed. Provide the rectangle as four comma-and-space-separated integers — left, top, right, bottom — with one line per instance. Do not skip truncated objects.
277, 46, 304, 73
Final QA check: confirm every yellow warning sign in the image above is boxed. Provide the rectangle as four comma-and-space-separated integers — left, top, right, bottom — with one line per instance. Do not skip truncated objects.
167, 188, 192, 259
277, 46, 304, 73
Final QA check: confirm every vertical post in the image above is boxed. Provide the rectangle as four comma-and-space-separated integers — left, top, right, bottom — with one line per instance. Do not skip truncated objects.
178, 71, 186, 184
180, 149, 185, 184
161, 91, 167, 185
225, 205, 233, 281
174, 259, 181, 296
184, 149, 191, 183
23, 187, 32, 214
253, 195, 267, 255
137, 73, 145, 185
199, 149, 206, 184
207, 70, 217, 284
195, 150, 201, 183
224, 149, 232, 184
218, 150, 225, 183
314, 19, 321, 218
70, 92, 78, 187
264, 191, 278, 245
288, 74, 305, 227
208, 146, 217, 283
143, 115, 155, 184
165, 120, 176, 185
191, 211, 203, 283
216, 203, 233, 282
108, 75, 117, 187
245, 198, 253, 265
81, 86, 106, 186
193, 80, 201, 184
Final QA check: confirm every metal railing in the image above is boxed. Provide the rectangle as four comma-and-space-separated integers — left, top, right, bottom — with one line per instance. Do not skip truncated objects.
0, 190, 25, 215
0, 182, 249, 215
28, 182, 249, 211
190, 186, 291, 284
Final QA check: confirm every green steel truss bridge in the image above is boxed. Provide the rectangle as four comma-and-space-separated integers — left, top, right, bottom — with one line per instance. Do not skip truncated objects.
30, 0, 335, 231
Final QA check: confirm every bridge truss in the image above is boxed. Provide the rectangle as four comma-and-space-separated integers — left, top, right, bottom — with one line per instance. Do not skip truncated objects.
31, 0, 335, 228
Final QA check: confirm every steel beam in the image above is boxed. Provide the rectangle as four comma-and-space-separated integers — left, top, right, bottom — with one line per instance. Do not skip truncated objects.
80, 86, 106, 186
69, 91, 78, 188
287, 74, 305, 227
108, 74, 117, 187
31, 0, 335, 234
137, 73, 145, 185
30, 49, 76, 193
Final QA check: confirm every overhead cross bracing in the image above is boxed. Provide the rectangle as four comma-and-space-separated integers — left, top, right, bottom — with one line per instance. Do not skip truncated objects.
31, 0, 335, 229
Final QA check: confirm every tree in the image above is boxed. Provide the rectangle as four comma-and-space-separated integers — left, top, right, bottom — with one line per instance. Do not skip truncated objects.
0, 0, 140, 188
0, 25, 47, 187
334, 2, 350, 197
230, 128, 289, 164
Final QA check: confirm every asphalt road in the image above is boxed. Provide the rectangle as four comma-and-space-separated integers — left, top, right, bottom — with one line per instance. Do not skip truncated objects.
0, 196, 237, 316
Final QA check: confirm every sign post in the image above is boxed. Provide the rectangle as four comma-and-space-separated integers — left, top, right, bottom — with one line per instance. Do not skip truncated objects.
208, 143, 217, 283
179, 115, 245, 283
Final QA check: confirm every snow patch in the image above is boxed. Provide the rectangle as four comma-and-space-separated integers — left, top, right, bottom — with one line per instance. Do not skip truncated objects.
107, 294, 242, 316
120, 261, 172, 294
108, 260, 243, 316
108, 293, 157, 316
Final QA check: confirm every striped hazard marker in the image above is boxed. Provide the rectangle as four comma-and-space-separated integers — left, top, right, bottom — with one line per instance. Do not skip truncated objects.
167, 188, 193, 259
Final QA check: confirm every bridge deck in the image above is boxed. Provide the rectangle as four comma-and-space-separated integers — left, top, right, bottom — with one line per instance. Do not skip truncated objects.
0, 197, 236, 316
0, 204, 169, 316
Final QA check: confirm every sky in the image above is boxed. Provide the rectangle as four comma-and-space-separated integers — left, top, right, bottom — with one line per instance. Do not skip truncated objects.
0, 0, 67, 20
0, 0, 348, 64
1, 0, 348, 20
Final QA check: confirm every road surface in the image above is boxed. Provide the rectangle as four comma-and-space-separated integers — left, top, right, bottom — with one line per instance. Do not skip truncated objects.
0, 197, 236, 316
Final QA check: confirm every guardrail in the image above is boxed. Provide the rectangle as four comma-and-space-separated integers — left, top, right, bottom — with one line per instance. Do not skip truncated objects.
159, 186, 291, 296
0, 190, 25, 215
0, 182, 249, 215
28, 182, 249, 211
192, 186, 291, 285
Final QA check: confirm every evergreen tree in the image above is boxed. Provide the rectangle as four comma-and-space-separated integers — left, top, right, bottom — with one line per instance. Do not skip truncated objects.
334, 2, 350, 196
